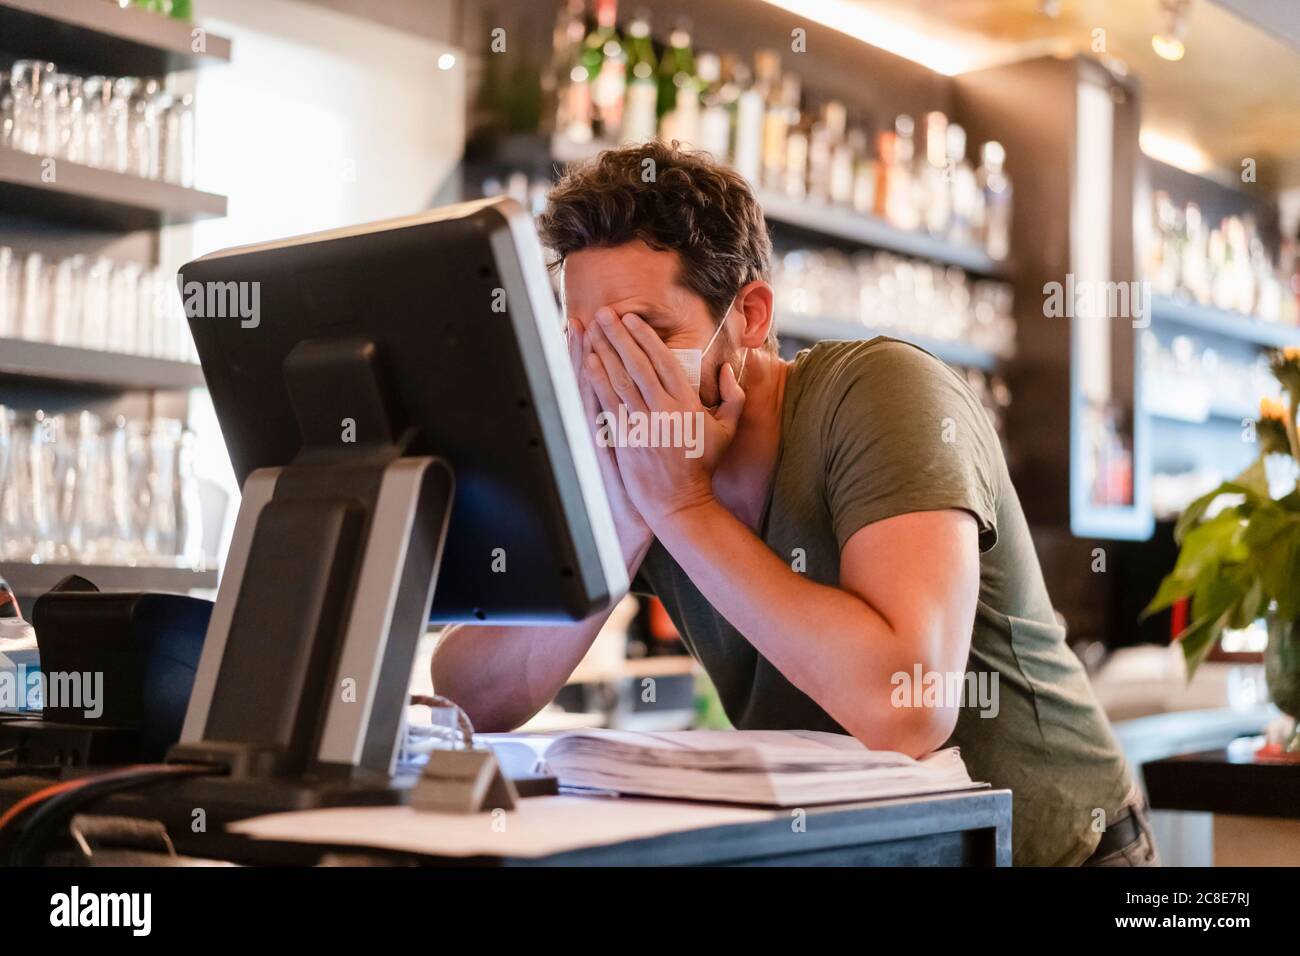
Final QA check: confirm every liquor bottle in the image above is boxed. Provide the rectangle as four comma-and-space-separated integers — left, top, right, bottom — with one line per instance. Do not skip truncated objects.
583, 0, 625, 142
657, 21, 698, 143
1151, 192, 1181, 293
785, 125, 808, 199
783, 90, 812, 199
885, 115, 918, 230
946, 122, 978, 245
696, 53, 732, 161
546, 0, 588, 138
1209, 225, 1231, 310
921, 111, 951, 236
1181, 202, 1207, 303
620, 11, 658, 143
830, 115, 859, 207
808, 100, 844, 203
872, 128, 893, 218
733, 59, 768, 183
763, 72, 799, 192
1233, 216, 1256, 314
977, 140, 1012, 260
849, 128, 876, 214
562, 64, 595, 144
754, 52, 785, 188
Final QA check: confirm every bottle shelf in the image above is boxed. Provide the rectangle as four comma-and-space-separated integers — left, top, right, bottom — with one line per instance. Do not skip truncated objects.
0, 0, 231, 75
546, 136, 1012, 278
0, 147, 227, 230
0, 562, 217, 597
0, 338, 204, 391
757, 189, 1011, 278
1150, 294, 1300, 349
776, 314, 1003, 370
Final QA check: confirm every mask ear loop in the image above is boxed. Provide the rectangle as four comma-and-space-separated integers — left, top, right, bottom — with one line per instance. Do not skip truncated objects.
735, 345, 750, 388
700, 303, 730, 357
718, 293, 749, 389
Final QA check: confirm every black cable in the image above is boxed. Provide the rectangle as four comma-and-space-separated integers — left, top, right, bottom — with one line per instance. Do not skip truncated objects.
3, 764, 215, 866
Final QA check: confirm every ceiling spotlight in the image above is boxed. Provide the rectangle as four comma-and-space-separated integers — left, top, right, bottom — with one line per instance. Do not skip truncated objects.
1152, 0, 1190, 61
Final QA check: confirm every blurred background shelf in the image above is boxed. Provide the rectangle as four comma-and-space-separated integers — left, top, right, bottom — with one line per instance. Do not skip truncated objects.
0, 0, 231, 75
758, 189, 1012, 278
0, 562, 217, 597
0, 339, 205, 391
1150, 294, 1300, 349
0, 147, 227, 231
777, 314, 1003, 370
545, 135, 1010, 277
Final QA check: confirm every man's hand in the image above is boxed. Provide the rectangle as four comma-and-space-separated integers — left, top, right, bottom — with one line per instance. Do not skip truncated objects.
583, 307, 745, 530
569, 319, 651, 562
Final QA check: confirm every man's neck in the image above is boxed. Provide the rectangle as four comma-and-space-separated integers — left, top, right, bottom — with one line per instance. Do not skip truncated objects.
712, 349, 790, 529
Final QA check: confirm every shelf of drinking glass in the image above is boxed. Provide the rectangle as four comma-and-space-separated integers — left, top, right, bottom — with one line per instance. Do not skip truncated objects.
548, 135, 1011, 279
0, 338, 203, 391
776, 313, 1008, 372
1150, 293, 1300, 350
0, 146, 227, 231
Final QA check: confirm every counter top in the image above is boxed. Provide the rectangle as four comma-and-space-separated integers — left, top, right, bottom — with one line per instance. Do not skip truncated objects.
1143, 741, 1300, 819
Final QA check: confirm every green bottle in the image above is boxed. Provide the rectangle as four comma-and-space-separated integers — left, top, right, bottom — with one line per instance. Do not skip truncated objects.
656, 21, 696, 120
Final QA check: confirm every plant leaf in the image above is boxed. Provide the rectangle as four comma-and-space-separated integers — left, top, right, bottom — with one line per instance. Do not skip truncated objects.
1178, 608, 1232, 679
1228, 576, 1264, 630
1231, 457, 1271, 499
1145, 510, 1248, 618
1258, 524, 1300, 620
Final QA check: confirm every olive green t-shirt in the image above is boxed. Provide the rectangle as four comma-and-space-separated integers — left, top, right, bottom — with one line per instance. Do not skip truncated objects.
632, 338, 1133, 866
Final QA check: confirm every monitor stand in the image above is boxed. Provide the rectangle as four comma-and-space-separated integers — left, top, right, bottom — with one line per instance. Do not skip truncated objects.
164, 338, 513, 819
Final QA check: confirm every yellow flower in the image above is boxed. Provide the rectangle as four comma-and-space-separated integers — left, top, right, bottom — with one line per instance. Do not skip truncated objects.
1259, 396, 1288, 421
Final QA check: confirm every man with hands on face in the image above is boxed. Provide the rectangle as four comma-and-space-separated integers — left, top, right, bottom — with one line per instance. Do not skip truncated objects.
433, 142, 1149, 867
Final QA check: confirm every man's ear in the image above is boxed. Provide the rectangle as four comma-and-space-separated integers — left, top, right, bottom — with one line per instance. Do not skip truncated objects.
733, 281, 774, 349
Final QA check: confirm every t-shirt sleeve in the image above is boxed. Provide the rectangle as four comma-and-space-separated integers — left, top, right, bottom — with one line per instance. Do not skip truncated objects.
628, 541, 659, 597
822, 342, 1000, 553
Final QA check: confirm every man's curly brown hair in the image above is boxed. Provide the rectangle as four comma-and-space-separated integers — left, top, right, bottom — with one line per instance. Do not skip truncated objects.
538, 140, 777, 350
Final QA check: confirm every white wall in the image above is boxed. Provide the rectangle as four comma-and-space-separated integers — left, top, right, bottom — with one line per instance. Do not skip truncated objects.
160, 0, 466, 565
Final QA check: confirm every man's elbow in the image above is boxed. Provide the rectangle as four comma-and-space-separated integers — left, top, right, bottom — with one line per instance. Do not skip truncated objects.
428, 674, 530, 734
430, 638, 515, 732
845, 704, 959, 760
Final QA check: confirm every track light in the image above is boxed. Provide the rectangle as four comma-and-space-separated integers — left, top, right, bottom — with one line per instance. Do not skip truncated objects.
1152, 0, 1190, 61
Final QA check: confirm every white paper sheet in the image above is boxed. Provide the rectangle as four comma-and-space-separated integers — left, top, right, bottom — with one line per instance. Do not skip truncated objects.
228, 795, 779, 859
482, 729, 977, 807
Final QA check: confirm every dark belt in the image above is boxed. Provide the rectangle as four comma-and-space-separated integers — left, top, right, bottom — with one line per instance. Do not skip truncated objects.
1084, 807, 1142, 863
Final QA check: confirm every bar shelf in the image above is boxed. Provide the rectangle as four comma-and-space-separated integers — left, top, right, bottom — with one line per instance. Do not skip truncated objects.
0, 0, 232, 75
0, 147, 227, 231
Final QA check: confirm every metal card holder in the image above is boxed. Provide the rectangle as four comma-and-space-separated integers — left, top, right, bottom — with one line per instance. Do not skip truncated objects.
410, 748, 519, 814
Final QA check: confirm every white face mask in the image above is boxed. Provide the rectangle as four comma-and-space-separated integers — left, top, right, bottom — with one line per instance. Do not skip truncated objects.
671, 295, 746, 393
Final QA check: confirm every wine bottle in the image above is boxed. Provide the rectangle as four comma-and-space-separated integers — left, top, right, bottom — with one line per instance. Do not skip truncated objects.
584, 0, 625, 142
620, 10, 658, 143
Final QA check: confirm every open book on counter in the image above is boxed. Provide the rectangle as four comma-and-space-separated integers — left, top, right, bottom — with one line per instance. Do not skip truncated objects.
479, 728, 981, 807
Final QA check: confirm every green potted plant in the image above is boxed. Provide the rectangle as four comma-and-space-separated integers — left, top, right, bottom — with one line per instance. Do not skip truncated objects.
1145, 347, 1300, 752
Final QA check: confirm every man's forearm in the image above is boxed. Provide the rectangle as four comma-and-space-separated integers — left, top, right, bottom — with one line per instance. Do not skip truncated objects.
651, 499, 954, 755
432, 617, 606, 731
431, 536, 653, 732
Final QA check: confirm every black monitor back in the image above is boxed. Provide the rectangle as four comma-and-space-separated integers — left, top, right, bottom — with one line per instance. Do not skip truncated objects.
179, 199, 623, 623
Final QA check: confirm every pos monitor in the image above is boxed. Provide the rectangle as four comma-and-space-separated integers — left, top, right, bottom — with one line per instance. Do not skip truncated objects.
167, 198, 626, 805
